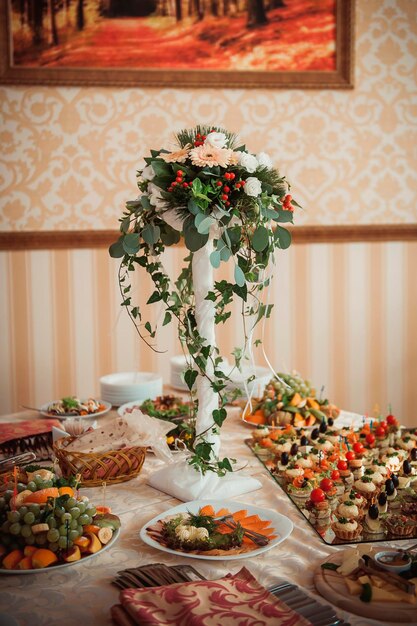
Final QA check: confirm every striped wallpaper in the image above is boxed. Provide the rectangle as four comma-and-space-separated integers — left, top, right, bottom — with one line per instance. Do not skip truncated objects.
1, 240, 416, 426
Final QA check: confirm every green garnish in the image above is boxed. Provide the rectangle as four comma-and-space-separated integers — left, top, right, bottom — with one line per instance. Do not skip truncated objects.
321, 562, 339, 571
360, 582, 372, 603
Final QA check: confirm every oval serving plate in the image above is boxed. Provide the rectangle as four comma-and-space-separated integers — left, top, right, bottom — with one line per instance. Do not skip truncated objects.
140, 499, 293, 561
0, 528, 120, 575
40, 399, 112, 420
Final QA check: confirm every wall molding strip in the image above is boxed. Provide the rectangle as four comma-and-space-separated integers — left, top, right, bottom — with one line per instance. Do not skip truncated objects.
0, 224, 416, 251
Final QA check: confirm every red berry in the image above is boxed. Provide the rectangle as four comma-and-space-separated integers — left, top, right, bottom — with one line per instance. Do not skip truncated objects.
235, 183, 241, 189
229, 173, 235, 179
310, 488, 326, 503
216, 181, 223, 187
345, 451, 356, 461
176, 177, 182, 183
331, 470, 340, 480
182, 182, 189, 188
224, 173, 231, 180
366, 433, 376, 445
172, 181, 177, 187
353, 442, 364, 455
379, 420, 387, 430
284, 194, 292, 203
337, 460, 348, 471
386, 414, 396, 425
240, 180, 245, 185
177, 170, 183, 176
226, 201, 231, 206
221, 194, 228, 201
196, 133, 201, 138
201, 135, 206, 140
223, 185, 230, 193
320, 478, 334, 492
375, 426, 386, 437
168, 187, 173, 192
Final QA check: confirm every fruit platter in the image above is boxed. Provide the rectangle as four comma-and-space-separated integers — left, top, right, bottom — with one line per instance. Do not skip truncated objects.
0, 465, 120, 571
140, 500, 293, 561
246, 410, 417, 545
243, 372, 340, 429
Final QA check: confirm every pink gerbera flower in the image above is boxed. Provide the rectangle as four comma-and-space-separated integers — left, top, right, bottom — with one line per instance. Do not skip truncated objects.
189, 144, 232, 168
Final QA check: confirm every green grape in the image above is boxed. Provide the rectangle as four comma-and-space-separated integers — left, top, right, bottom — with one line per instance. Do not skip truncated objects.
47, 528, 60, 543
69, 530, 79, 542
26, 481, 37, 492
16, 483, 27, 493
3, 490, 13, 503
42, 480, 53, 488
24, 534, 35, 545
21, 524, 32, 538
64, 497, 77, 510
34, 475, 44, 487
86, 505, 96, 517
48, 541, 59, 552
58, 536, 73, 549
23, 511, 34, 525
69, 507, 80, 519
58, 524, 68, 536
9, 522, 22, 535
0, 497, 6, 510
36, 532, 48, 545
47, 516, 57, 529
28, 504, 40, 516
77, 524, 83, 535
54, 505, 65, 518
70, 519, 78, 531
61, 512, 72, 523
77, 502, 86, 514
78, 513, 90, 526
7, 510, 21, 524
18, 506, 28, 517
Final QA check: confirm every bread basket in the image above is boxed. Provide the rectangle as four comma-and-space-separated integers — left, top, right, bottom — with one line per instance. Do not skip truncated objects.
53, 436, 146, 486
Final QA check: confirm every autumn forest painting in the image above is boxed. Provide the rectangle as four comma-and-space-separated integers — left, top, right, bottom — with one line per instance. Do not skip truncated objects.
10, 0, 337, 72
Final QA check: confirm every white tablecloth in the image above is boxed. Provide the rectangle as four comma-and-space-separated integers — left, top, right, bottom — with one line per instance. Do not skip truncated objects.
0, 408, 412, 626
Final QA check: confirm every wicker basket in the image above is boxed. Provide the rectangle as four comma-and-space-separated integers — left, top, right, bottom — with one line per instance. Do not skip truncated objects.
53, 436, 146, 486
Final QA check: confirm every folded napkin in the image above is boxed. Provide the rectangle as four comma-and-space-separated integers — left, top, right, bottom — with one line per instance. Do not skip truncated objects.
111, 567, 311, 626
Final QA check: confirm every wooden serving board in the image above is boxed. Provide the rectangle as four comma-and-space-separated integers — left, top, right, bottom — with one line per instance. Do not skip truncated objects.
314, 552, 416, 623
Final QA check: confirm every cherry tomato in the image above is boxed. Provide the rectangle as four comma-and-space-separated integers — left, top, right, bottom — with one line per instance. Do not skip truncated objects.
319, 478, 334, 492
353, 442, 364, 455
310, 488, 326, 503
375, 426, 386, 437
337, 460, 348, 471
331, 470, 340, 480
366, 433, 376, 445
379, 420, 387, 430
345, 451, 356, 461
386, 414, 397, 425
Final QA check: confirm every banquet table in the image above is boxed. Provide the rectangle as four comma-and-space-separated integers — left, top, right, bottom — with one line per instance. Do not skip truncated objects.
0, 406, 413, 626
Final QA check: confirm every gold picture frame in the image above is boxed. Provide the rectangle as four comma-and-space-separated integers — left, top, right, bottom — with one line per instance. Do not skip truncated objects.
0, 0, 354, 88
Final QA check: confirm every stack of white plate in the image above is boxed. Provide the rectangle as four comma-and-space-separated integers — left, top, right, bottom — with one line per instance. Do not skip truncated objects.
99, 372, 163, 407
170, 355, 271, 397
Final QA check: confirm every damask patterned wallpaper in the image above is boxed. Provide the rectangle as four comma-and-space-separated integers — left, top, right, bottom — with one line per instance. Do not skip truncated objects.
1, 0, 416, 231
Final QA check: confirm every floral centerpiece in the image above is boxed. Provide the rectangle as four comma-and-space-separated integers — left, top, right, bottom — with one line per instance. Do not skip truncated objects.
110, 126, 298, 497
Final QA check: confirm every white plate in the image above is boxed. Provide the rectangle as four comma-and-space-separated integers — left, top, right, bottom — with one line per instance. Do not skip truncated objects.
0, 528, 120, 574
39, 400, 112, 420
140, 499, 293, 561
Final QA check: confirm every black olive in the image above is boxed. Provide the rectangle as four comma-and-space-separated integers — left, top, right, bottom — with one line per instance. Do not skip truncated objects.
280, 452, 289, 465
301, 479, 308, 488
359, 433, 366, 439
378, 492, 387, 506
391, 474, 399, 488
290, 443, 299, 456
385, 479, 394, 495
328, 417, 334, 426
319, 420, 327, 433
300, 435, 309, 447
411, 448, 417, 461
403, 460, 412, 475
311, 428, 319, 440
368, 504, 379, 520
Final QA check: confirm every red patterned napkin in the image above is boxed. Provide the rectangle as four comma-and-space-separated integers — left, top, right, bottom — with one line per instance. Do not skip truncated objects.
0, 420, 61, 444
111, 567, 311, 626
0, 419, 61, 460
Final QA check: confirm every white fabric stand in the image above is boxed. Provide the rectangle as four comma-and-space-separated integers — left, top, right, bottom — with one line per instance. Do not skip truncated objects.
148, 217, 261, 499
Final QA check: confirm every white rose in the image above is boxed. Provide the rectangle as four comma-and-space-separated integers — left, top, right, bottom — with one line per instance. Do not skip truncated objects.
257, 152, 272, 168
141, 164, 155, 181
239, 152, 258, 173
244, 176, 262, 197
205, 132, 227, 149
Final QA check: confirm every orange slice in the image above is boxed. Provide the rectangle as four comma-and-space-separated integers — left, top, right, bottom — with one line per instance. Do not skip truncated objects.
23, 488, 60, 504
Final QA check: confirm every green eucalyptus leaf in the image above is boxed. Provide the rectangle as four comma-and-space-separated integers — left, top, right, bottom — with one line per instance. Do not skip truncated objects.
184, 217, 209, 252
234, 265, 245, 287
274, 225, 292, 249
188, 198, 201, 215
151, 161, 172, 177
125, 200, 142, 211
161, 226, 180, 246
274, 208, 294, 223
122, 233, 140, 254
109, 240, 125, 258
142, 224, 160, 245
219, 246, 231, 262
210, 250, 221, 268
252, 225, 269, 252
196, 215, 216, 235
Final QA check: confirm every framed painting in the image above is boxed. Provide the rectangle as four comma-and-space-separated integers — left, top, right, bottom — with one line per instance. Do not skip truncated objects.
0, 0, 354, 88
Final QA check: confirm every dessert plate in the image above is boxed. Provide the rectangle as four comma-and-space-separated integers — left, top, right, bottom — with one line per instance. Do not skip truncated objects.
140, 499, 293, 561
